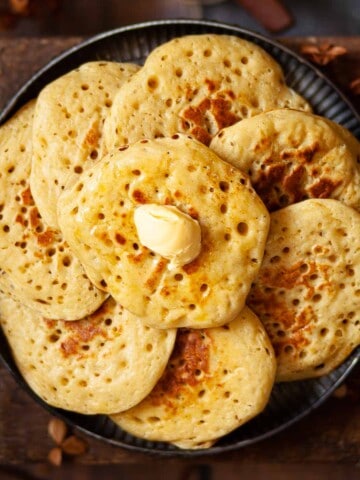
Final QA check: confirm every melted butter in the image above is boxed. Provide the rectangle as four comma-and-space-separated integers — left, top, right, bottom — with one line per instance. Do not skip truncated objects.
134, 204, 201, 268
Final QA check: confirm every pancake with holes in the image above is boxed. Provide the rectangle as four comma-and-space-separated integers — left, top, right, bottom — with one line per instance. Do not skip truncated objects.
30, 61, 140, 229
103, 34, 310, 150
0, 101, 107, 320
210, 109, 360, 212
247, 199, 360, 382
111, 307, 276, 450
0, 294, 176, 414
58, 135, 270, 329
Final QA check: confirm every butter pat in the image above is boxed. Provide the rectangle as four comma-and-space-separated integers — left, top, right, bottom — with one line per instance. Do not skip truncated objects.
134, 204, 201, 267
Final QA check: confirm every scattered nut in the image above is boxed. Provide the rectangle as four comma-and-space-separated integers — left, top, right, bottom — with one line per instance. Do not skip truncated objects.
332, 383, 348, 399
48, 446, 63, 467
350, 78, 360, 96
61, 435, 88, 456
300, 43, 347, 66
9, 0, 31, 16
47, 416, 88, 466
48, 417, 68, 445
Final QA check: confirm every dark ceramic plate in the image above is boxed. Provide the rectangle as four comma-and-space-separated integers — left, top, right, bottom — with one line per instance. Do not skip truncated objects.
0, 19, 359, 457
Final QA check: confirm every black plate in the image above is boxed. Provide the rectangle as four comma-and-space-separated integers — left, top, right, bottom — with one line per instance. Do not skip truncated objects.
0, 19, 359, 457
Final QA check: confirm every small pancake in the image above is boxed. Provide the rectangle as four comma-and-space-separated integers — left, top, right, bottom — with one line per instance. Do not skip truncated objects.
0, 101, 106, 320
30, 61, 140, 229
247, 199, 360, 381
210, 109, 360, 211
0, 294, 176, 414
103, 34, 310, 150
58, 135, 270, 329
111, 307, 276, 450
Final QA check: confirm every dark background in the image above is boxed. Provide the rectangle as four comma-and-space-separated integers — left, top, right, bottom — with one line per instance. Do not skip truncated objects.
0, 1, 359, 480
0, 0, 359, 38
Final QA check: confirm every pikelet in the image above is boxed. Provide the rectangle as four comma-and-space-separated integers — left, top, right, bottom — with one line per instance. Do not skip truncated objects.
0, 101, 106, 320
211, 109, 360, 212
103, 34, 310, 149
111, 307, 276, 449
58, 135, 270, 329
30, 61, 140, 229
0, 294, 176, 414
248, 199, 360, 381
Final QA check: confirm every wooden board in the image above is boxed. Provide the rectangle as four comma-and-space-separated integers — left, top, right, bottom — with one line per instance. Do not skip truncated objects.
0, 36, 359, 467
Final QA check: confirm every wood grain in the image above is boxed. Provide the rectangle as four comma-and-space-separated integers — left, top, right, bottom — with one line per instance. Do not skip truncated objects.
0, 36, 359, 466
1, 364, 359, 464
0, 37, 359, 113
0, 37, 81, 110
281, 36, 360, 114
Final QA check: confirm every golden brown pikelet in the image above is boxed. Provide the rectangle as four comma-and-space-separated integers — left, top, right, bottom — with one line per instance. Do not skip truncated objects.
0, 294, 176, 414
103, 34, 310, 150
247, 199, 360, 381
210, 109, 360, 211
111, 307, 276, 450
30, 61, 140, 229
0, 101, 106, 320
58, 135, 270, 329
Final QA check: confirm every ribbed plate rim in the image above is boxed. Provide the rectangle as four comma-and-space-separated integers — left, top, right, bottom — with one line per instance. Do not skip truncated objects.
0, 19, 359, 457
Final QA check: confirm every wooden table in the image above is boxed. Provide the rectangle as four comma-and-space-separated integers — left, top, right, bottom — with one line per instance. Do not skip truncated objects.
0, 36, 359, 478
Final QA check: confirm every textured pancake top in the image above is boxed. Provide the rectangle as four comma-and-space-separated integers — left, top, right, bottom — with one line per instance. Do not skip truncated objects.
103, 34, 310, 150
0, 101, 106, 320
210, 109, 360, 212
112, 307, 276, 450
247, 199, 360, 381
30, 61, 140, 229
0, 294, 176, 414
58, 135, 270, 329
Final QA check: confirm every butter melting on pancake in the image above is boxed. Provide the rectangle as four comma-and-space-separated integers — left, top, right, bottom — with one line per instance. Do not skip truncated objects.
111, 307, 276, 450
248, 199, 360, 381
0, 101, 106, 320
0, 294, 176, 414
210, 109, 360, 211
103, 34, 310, 150
58, 135, 270, 329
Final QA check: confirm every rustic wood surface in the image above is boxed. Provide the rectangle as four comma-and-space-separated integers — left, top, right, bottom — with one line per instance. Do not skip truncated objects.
0, 36, 359, 468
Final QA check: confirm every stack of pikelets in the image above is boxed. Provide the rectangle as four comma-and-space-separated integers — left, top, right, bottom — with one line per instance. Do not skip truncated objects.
0, 34, 359, 450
